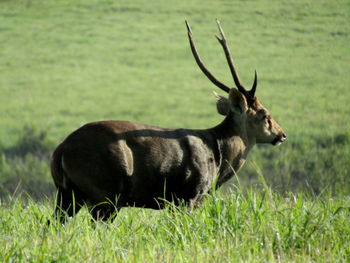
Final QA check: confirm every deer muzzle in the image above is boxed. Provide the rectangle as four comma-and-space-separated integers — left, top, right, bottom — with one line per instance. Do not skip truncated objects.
271, 133, 287, 146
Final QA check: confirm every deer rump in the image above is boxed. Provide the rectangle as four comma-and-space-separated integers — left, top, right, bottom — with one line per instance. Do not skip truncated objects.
51, 120, 221, 214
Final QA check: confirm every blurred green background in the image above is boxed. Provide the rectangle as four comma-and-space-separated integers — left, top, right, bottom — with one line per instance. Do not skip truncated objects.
0, 0, 349, 200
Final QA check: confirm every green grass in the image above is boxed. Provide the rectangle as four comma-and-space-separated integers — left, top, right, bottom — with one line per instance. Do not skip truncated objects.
0, 0, 349, 144
1, 190, 350, 262
0, 0, 349, 261
1, 0, 349, 197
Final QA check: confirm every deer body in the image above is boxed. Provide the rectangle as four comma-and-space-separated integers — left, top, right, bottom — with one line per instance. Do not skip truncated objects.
51, 20, 286, 222
52, 113, 248, 209
53, 121, 220, 210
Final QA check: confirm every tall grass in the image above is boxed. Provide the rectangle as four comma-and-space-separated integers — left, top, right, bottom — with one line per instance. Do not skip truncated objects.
1, 189, 349, 262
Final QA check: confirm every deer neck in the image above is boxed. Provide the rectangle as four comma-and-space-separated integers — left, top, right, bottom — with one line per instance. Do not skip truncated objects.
210, 112, 255, 186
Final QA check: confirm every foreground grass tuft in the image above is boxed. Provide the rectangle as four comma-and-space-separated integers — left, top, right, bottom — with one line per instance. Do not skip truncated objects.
1, 190, 349, 262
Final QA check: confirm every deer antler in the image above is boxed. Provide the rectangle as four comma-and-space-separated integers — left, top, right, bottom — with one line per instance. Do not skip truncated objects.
215, 19, 258, 104
215, 19, 243, 91
186, 20, 258, 104
185, 20, 230, 93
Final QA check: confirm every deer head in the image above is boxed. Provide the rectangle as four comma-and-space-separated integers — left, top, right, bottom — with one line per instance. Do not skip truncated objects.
186, 20, 286, 146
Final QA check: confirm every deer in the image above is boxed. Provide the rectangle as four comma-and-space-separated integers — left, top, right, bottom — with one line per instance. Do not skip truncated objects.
50, 20, 286, 222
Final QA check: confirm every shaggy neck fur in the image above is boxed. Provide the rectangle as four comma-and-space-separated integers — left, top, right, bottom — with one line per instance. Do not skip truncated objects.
210, 111, 255, 187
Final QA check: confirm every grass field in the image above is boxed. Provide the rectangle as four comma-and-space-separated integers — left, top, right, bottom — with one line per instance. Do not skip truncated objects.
1, 0, 349, 142
1, 190, 350, 262
0, 0, 350, 261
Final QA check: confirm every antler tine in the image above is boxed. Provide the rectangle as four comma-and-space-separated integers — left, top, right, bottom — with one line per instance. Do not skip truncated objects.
250, 70, 257, 98
215, 19, 245, 92
215, 20, 258, 104
185, 20, 230, 93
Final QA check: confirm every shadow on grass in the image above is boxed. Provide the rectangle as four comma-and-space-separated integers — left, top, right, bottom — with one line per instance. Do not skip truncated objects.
0, 126, 55, 201
1, 126, 349, 202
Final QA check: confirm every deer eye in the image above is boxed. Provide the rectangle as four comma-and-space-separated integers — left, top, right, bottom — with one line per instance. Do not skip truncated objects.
262, 115, 268, 121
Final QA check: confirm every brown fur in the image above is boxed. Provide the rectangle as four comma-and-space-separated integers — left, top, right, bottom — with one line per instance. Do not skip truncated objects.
51, 89, 286, 222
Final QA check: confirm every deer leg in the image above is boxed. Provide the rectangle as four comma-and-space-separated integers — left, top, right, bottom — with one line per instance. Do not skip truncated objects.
90, 203, 119, 222
54, 186, 83, 223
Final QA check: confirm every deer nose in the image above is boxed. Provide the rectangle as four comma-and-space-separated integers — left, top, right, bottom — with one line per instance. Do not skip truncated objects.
281, 133, 287, 141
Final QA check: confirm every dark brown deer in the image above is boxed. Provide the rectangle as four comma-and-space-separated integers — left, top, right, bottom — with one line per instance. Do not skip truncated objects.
50, 20, 286, 222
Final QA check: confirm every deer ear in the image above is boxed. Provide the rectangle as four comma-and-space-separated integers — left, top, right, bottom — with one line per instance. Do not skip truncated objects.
229, 88, 248, 114
213, 91, 230, 116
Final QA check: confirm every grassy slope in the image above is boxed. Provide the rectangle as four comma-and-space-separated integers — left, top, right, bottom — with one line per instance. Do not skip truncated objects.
0, 0, 349, 145
1, 0, 349, 195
